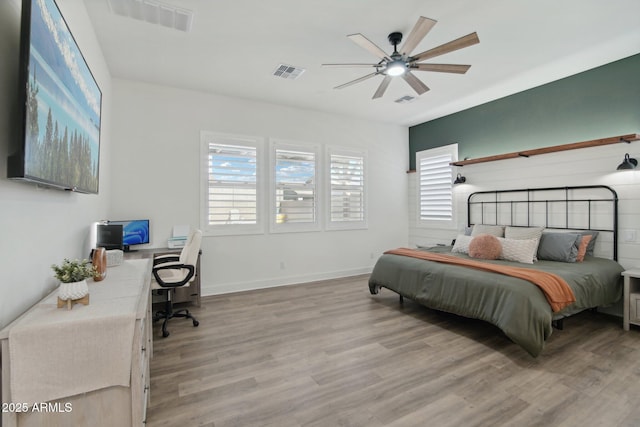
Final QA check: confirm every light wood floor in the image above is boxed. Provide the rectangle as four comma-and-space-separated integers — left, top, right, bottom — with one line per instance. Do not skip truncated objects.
146, 275, 640, 427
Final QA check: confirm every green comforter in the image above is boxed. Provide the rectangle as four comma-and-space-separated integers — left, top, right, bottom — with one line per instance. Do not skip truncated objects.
368, 246, 623, 357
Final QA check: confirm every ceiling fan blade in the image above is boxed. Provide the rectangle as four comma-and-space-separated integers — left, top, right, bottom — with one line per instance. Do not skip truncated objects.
372, 75, 392, 99
412, 63, 471, 74
402, 72, 429, 95
347, 33, 390, 60
412, 32, 480, 62
322, 63, 379, 68
400, 16, 437, 56
334, 72, 379, 90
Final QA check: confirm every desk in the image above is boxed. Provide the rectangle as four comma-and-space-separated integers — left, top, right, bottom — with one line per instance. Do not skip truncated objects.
124, 248, 201, 307
0, 260, 152, 427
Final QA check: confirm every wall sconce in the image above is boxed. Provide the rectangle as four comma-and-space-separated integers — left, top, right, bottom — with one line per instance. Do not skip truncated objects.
454, 173, 466, 184
616, 153, 637, 170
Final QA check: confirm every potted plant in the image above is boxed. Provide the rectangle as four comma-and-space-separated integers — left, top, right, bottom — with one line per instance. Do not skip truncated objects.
52, 258, 95, 309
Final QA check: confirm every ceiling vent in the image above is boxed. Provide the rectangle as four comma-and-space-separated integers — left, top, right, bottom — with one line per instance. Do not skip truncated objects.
272, 64, 305, 80
394, 95, 416, 104
106, 0, 194, 32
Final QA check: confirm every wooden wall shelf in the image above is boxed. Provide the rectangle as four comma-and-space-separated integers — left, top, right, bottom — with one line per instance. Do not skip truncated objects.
450, 133, 640, 167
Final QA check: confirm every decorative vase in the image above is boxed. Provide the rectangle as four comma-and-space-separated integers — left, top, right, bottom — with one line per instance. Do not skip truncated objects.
58, 279, 89, 301
57, 279, 90, 310
92, 247, 107, 282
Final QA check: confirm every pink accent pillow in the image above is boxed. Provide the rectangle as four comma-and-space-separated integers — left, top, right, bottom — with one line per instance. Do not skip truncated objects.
576, 235, 592, 262
468, 234, 502, 260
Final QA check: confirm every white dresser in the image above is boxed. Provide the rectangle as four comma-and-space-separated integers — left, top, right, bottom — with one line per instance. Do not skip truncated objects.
622, 268, 640, 331
1, 259, 152, 427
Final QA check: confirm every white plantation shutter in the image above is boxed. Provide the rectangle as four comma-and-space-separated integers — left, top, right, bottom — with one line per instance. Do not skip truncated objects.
328, 150, 366, 228
201, 133, 264, 235
207, 143, 258, 224
271, 141, 320, 232
417, 145, 457, 223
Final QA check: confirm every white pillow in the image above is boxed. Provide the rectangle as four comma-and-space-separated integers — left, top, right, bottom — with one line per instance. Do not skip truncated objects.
497, 237, 538, 264
451, 235, 473, 254
453, 235, 538, 264
505, 226, 544, 261
471, 224, 505, 237
504, 226, 543, 241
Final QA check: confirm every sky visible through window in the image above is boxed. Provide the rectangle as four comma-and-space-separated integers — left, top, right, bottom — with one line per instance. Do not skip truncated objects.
209, 149, 314, 184
276, 150, 315, 185
209, 143, 256, 183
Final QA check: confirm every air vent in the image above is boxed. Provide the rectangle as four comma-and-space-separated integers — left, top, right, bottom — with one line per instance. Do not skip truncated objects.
107, 0, 194, 32
273, 64, 306, 80
394, 95, 416, 104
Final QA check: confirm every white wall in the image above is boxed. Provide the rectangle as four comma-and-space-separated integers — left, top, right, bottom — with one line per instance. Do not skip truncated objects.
0, 0, 112, 329
409, 142, 640, 268
109, 79, 409, 295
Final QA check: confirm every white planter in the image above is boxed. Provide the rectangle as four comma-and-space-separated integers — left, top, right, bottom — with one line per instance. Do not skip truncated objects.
58, 279, 89, 301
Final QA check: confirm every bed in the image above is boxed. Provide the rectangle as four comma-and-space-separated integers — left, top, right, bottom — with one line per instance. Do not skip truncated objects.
369, 185, 624, 357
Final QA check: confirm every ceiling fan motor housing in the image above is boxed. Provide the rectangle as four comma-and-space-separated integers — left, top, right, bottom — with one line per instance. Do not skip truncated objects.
385, 32, 406, 76
388, 32, 403, 49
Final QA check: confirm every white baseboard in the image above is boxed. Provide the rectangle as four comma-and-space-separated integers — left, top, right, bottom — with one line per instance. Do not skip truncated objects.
200, 266, 373, 296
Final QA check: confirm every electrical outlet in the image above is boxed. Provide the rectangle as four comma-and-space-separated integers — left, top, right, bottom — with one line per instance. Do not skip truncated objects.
624, 230, 637, 242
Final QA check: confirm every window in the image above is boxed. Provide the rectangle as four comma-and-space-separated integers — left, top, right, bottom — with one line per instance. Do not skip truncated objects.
417, 144, 457, 226
200, 133, 368, 235
270, 139, 320, 232
200, 132, 264, 235
327, 148, 366, 230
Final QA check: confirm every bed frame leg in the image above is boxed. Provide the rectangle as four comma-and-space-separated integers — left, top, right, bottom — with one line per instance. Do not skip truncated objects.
399, 295, 403, 304
553, 319, 564, 330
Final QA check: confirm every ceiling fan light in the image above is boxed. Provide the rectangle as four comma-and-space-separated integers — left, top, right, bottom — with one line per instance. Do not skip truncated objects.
386, 61, 406, 76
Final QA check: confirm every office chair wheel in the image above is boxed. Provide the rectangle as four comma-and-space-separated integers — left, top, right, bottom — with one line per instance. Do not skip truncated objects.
193, 320, 199, 327
162, 330, 170, 337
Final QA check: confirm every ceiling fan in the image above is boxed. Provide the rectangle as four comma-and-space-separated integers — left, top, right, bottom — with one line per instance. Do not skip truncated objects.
322, 16, 479, 99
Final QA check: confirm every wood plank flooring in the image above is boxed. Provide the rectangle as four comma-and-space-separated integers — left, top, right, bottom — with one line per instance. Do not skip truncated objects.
146, 275, 640, 427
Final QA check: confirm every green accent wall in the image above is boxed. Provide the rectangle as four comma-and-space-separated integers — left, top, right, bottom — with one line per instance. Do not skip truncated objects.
409, 53, 640, 170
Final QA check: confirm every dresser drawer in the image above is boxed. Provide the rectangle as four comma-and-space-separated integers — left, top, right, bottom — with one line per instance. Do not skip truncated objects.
135, 318, 147, 372
142, 383, 149, 425
131, 303, 151, 426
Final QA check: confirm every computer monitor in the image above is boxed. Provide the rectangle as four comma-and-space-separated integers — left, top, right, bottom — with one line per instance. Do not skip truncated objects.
96, 224, 124, 250
108, 219, 150, 252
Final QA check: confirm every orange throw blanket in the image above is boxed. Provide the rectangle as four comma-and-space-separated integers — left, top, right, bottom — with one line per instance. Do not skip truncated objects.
384, 248, 576, 312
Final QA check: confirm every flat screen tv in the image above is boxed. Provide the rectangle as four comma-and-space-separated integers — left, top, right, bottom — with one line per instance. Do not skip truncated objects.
8, 0, 102, 193
108, 220, 150, 252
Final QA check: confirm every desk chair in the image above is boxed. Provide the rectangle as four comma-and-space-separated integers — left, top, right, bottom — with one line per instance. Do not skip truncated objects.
152, 229, 202, 337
